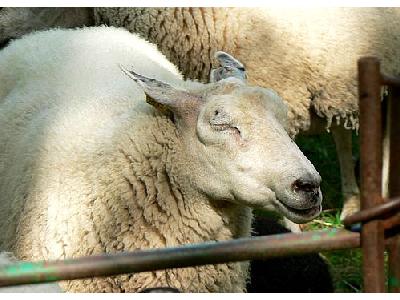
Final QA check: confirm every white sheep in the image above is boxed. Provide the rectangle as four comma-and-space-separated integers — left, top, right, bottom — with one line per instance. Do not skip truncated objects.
0, 252, 63, 292
0, 26, 322, 292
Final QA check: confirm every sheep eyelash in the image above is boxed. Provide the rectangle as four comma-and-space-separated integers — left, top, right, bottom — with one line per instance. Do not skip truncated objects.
210, 109, 241, 136
211, 123, 241, 136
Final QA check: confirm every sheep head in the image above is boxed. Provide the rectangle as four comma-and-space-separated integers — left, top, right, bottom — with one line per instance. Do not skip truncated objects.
120, 56, 322, 224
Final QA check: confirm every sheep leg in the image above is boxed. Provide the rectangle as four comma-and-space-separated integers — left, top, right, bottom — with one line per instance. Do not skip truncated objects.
331, 126, 360, 220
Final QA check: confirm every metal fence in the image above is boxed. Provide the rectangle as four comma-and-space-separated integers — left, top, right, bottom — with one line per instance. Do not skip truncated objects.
0, 56, 399, 292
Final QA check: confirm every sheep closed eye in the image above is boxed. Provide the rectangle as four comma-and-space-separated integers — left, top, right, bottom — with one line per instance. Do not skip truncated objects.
211, 123, 241, 136
210, 109, 241, 137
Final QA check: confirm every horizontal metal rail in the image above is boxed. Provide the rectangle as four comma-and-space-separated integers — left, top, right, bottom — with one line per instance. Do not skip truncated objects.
343, 197, 400, 226
382, 74, 400, 88
0, 229, 359, 288
384, 214, 400, 233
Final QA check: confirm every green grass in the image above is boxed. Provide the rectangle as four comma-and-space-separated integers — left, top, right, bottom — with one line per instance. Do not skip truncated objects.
324, 248, 364, 292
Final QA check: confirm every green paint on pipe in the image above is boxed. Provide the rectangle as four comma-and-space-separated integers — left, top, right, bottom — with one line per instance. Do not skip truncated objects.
311, 234, 321, 241
311, 229, 337, 241
327, 229, 338, 237
1, 262, 60, 282
4, 262, 43, 276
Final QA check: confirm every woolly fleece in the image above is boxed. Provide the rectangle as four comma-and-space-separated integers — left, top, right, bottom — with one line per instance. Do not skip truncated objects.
94, 7, 400, 135
0, 7, 94, 48
0, 26, 252, 292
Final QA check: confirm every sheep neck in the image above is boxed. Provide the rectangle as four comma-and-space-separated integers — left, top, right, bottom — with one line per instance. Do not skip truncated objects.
120, 114, 253, 247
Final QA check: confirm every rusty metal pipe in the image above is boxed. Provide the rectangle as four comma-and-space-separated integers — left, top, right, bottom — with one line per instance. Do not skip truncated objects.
343, 197, 400, 226
0, 229, 360, 288
384, 214, 400, 232
387, 86, 400, 292
381, 74, 400, 88
386, 86, 400, 198
358, 57, 385, 292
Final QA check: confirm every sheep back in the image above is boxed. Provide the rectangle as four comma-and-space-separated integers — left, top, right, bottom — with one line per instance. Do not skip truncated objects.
94, 7, 400, 135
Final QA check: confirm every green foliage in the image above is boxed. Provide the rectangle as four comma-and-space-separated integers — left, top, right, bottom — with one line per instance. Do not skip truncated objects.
305, 209, 344, 230
323, 248, 363, 292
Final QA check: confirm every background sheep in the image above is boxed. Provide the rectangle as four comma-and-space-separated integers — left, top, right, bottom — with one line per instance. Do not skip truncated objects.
0, 27, 322, 292
0, 7, 94, 48
2, 7, 397, 219
0, 252, 63, 292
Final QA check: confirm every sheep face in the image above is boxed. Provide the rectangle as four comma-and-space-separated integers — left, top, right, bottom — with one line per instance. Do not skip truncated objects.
121, 70, 322, 224
194, 79, 322, 223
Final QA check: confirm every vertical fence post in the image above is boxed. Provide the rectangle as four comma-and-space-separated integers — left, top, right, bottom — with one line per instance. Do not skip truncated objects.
358, 57, 385, 292
387, 85, 400, 292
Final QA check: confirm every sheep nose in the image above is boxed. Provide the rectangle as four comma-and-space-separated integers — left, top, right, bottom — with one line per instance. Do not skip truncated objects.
292, 178, 321, 202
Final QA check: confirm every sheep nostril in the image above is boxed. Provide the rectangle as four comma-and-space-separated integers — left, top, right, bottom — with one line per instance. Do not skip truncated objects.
292, 179, 319, 194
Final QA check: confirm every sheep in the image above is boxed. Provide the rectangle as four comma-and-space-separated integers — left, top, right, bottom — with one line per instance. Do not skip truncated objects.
1, 7, 391, 222
0, 26, 322, 292
0, 252, 63, 292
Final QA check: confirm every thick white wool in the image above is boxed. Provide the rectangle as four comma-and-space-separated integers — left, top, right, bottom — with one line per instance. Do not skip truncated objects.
0, 26, 250, 292
0, 26, 321, 292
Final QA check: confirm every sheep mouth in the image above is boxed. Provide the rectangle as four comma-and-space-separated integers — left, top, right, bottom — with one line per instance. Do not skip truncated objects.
274, 199, 321, 223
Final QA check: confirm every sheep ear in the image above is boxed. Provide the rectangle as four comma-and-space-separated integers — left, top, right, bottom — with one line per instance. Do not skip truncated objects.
210, 51, 247, 83
120, 65, 202, 121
